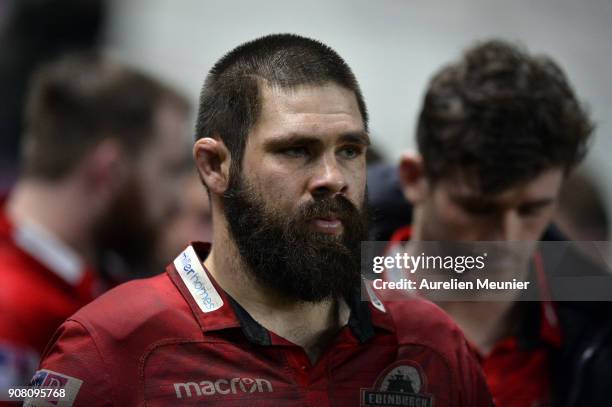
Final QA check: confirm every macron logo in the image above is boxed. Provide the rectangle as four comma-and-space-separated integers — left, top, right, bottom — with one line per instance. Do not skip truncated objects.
174, 377, 274, 399
173, 246, 223, 313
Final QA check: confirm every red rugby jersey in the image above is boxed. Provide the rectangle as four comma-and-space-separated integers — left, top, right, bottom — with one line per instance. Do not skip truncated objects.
29, 242, 492, 406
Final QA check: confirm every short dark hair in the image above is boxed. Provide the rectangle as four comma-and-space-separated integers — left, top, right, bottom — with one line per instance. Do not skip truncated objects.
195, 33, 368, 173
22, 53, 189, 180
416, 39, 594, 194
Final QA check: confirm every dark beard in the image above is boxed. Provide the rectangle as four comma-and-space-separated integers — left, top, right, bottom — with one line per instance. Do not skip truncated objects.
222, 173, 369, 303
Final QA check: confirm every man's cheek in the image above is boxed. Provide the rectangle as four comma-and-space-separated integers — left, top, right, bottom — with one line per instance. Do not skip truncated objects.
437, 201, 471, 228
437, 209, 482, 239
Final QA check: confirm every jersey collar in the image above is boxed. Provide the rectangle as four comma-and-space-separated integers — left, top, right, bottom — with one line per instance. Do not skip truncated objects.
168, 242, 388, 346
1, 208, 86, 286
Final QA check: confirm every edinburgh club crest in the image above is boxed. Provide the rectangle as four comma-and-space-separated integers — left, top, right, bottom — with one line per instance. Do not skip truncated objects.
361, 361, 434, 407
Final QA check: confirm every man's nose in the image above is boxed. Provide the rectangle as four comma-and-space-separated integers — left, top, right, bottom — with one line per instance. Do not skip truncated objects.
309, 154, 348, 199
491, 211, 521, 240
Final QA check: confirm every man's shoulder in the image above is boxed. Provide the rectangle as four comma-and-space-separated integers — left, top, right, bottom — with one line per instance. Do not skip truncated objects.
372, 295, 491, 405
0, 240, 79, 317
34, 272, 203, 405
70, 271, 201, 344
0, 240, 43, 295
0, 231, 39, 276
380, 296, 469, 351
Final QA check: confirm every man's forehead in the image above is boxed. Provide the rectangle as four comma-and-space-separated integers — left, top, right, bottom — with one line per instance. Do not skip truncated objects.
260, 82, 357, 106
441, 168, 564, 202
254, 83, 365, 134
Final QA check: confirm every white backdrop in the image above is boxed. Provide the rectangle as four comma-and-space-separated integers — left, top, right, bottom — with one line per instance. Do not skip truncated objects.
106, 0, 612, 226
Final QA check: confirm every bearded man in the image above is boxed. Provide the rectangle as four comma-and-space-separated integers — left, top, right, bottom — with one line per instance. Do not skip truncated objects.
29, 34, 492, 406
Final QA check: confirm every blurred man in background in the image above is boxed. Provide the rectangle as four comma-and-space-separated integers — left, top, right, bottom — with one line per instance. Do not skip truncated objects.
0, 53, 190, 390
384, 40, 612, 406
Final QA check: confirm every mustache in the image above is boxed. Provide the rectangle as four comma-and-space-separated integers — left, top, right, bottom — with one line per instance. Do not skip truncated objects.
298, 195, 361, 222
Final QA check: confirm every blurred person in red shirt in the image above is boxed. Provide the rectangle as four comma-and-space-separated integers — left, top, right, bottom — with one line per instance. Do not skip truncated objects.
0, 53, 190, 390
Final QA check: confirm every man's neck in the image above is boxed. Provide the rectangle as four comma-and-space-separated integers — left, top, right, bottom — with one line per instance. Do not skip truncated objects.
438, 301, 519, 355
204, 223, 350, 363
6, 179, 96, 262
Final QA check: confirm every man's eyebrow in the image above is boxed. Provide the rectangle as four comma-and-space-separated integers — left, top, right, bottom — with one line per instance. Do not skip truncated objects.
452, 195, 555, 208
263, 135, 322, 149
264, 131, 371, 148
520, 198, 555, 208
338, 131, 371, 146
451, 195, 497, 207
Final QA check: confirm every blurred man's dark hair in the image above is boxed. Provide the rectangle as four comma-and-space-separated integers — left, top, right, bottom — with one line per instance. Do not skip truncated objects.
21, 53, 189, 180
417, 40, 593, 193
195, 33, 368, 175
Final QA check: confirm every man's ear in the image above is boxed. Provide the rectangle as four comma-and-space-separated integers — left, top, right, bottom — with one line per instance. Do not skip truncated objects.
398, 152, 428, 204
193, 137, 231, 195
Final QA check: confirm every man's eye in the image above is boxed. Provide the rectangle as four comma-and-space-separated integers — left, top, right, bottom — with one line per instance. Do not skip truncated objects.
463, 205, 496, 216
281, 146, 309, 158
518, 206, 544, 217
338, 145, 363, 159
